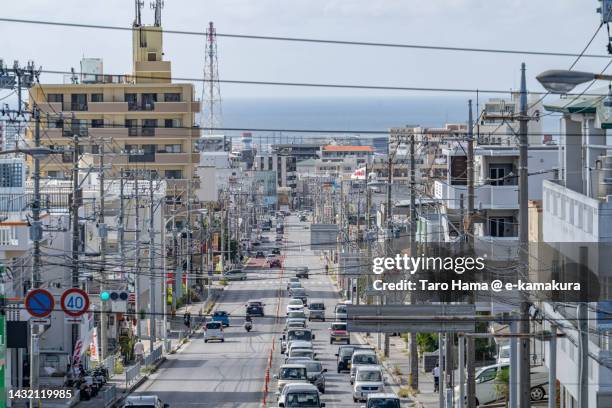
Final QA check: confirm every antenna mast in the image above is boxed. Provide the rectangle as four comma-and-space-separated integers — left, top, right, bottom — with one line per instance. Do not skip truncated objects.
151, 0, 164, 27
202, 21, 222, 136
134, 0, 144, 27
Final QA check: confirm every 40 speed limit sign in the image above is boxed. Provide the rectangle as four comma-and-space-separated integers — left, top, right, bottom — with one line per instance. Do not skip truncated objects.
60, 288, 90, 317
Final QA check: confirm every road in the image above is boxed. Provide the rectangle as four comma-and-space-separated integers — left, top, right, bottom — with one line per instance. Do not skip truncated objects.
133, 215, 373, 407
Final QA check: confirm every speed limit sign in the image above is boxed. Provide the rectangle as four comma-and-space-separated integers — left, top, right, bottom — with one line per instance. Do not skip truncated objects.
60, 288, 90, 317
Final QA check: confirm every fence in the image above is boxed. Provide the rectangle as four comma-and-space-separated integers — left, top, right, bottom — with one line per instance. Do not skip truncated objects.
143, 345, 163, 367
99, 385, 117, 407
99, 354, 116, 378
125, 361, 141, 387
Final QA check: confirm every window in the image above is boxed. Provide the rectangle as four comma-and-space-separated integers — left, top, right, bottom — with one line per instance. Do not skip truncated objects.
125, 93, 137, 110
0, 162, 23, 187
142, 119, 157, 136
91, 93, 103, 102
91, 119, 104, 128
47, 93, 63, 103
147, 52, 157, 61
47, 171, 59, 179
476, 368, 498, 383
141, 93, 157, 110
164, 119, 174, 128
489, 217, 514, 237
70, 94, 88, 111
164, 144, 181, 153
165, 169, 183, 179
489, 163, 515, 186
164, 93, 181, 102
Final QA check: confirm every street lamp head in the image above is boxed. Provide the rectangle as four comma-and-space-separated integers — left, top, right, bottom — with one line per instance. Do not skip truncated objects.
536, 69, 596, 94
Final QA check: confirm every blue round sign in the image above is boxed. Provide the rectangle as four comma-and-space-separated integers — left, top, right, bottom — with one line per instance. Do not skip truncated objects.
25, 289, 55, 318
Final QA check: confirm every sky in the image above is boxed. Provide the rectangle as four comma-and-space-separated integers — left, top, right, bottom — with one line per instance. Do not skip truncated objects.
0, 0, 609, 101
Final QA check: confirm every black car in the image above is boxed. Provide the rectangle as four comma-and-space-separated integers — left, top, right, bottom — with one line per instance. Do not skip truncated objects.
296, 267, 309, 279
245, 300, 265, 317
255, 251, 265, 258
272, 247, 281, 255
335, 345, 375, 373
300, 215, 307, 222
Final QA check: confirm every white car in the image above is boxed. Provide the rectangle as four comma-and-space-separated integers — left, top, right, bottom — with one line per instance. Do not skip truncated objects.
350, 351, 379, 384
454, 363, 549, 406
287, 299, 305, 314
204, 321, 224, 343
360, 393, 400, 408
275, 364, 310, 395
279, 383, 325, 408
353, 365, 385, 403
123, 396, 169, 408
286, 340, 314, 356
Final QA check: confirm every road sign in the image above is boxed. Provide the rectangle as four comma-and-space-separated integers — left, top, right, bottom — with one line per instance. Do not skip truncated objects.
24, 289, 55, 318
65, 317, 82, 324
30, 318, 51, 325
346, 304, 476, 333
60, 288, 89, 317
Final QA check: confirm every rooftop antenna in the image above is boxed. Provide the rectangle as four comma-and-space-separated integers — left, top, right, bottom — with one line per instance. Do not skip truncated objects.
134, 0, 144, 27
151, 0, 164, 27
202, 21, 223, 138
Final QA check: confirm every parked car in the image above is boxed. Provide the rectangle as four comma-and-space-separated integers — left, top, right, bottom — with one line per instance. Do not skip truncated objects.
335, 345, 376, 373
360, 392, 400, 408
204, 321, 224, 343
329, 321, 350, 344
454, 363, 549, 405
334, 303, 348, 321
350, 351, 379, 384
123, 395, 169, 408
278, 383, 325, 408
222, 269, 247, 281
245, 300, 265, 317
212, 310, 230, 327
296, 267, 309, 279
308, 301, 326, 321
287, 358, 327, 393
274, 364, 309, 395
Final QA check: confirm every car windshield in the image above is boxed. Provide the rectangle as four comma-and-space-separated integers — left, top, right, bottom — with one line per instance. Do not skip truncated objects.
288, 312, 306, 319
358, 370, 382, 382
280, 367, 307, 379
335, 305, 347, 313
331, 323, 346, 331
214, 311, 227, 316
286, 392, 320, 407
368, 398, 401, 408
291, 350, 313, 358
354, 354, 377, 364
289, 300, 303, 306
290, 283, 302, 288
339, 347, 354, 358
309, 303, 324, 310
206, 322, 221, 329
288, 330, 311, 341
292, 289, 306, 295
303, 362, 322, 372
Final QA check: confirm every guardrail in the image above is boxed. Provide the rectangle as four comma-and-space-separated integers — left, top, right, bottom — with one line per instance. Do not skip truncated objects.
144, 345, 163, 367
125, 361, 141, 387
99, 385, 117, 407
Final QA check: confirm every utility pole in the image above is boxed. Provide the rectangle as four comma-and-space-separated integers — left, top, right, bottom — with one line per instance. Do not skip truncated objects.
578, 247, 588, 408
71, 135, 81, 363
119, 169, 126, 294
466, 100, 477, 408
29, 106, 42, 406
383, 150, 393, 358
172, 186, 179, 312
517, 62, 531, 408
134, 175, 142, 339
98, 141, 108, 360
149, 176, 157, 351
186, 178, 193, 304
408, 132, 418, 389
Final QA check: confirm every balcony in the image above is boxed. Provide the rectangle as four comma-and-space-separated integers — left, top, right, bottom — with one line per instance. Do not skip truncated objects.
128, 102, 155, 111
64, 103, 88, 112
155, 127, 198, 138
88, 102, 129, 113
89, 127, 129, 138
434, 180, 518, 210
0, 225, 29, 252
128, 152, 156, 163
154, 102, 189, 113
155, 153, 199, 164
37, 102, 62, 114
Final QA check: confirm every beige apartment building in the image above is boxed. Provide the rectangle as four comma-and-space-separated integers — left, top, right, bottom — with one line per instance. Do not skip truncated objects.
28, 21, 200, 196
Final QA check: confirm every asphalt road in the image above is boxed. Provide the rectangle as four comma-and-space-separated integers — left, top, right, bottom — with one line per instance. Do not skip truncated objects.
133, 215, 375, 407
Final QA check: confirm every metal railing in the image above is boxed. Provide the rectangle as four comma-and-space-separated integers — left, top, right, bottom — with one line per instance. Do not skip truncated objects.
143, 345, 163, 367
99, 354, 115, 378
125, 361, 141, 387
99, 385, 117, 407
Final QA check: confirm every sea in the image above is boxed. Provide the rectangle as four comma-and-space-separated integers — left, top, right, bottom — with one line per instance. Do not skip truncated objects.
220, 96, 559, 145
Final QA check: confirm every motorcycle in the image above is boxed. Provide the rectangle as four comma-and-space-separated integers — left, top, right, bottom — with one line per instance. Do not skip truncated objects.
244, 321, 253, 332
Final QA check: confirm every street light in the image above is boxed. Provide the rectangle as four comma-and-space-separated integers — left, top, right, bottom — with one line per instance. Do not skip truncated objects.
536, 69, 612, 94
0, 147, 60, 160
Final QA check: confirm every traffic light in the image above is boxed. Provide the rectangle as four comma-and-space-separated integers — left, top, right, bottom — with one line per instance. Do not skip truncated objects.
100, 291, 129, 301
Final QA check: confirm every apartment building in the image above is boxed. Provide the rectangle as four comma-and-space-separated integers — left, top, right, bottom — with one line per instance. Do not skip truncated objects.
539, 92, 612, 407
28, 19, 200, 197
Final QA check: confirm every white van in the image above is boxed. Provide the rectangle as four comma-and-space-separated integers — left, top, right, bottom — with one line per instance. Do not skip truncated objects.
204, 321, 224, 343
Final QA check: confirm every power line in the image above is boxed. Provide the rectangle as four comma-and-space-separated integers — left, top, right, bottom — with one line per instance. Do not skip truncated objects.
1, 17, 610, 59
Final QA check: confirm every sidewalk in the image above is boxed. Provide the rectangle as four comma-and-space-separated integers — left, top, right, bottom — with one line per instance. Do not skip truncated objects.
75, 289, 221, 408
